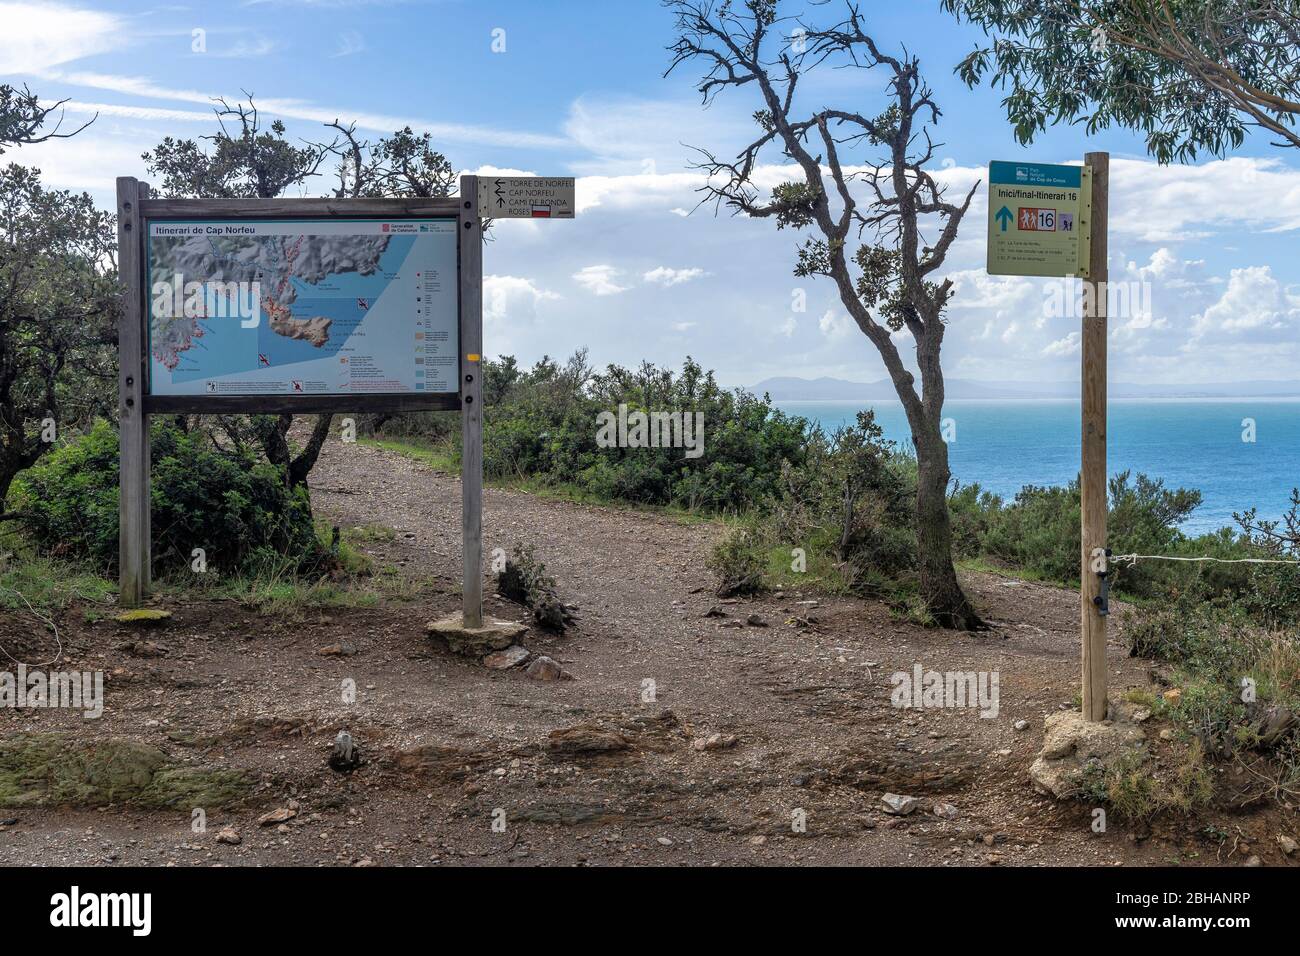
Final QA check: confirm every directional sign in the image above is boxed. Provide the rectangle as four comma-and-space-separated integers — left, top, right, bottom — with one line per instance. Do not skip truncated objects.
987, 161, 1092, 277
478, 176, 575, 220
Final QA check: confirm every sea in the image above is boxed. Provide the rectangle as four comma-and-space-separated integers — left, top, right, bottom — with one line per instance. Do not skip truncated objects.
773, 399, 1300, 535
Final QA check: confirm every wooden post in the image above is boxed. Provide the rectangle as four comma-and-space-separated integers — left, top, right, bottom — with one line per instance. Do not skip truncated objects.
459, 175, 484, 628
116, 178, 151, 608
1080, 152, 1109, 721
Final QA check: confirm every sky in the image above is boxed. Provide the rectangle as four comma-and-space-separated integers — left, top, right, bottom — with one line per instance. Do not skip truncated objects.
3, 0, 1299, 389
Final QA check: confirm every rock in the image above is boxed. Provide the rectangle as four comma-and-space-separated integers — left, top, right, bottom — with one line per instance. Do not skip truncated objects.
524, 656, 570, 681
932, 802, 959, 820
1244, 855, 1262, 867
257, 806, 298, 826
1278, 835, 1297, 856
426, 614, 528, 656
692, 733, 739, 752
114, 609, 171, 627
719, 620, 745, 629
1028, 711, 1147, 800
545, 724, 633, 755
1162, 688, 1182, 706
881, 793, 923, 815
1131, 708, 1151, 723
1250, 705, 1295, 747
1013, 719, 1029, 731
703, 607, 728, 618
656, 837, 673, 846
215, 827, 240, 846
316, 643, 357, 657
745, 614, 769, 627
1159, 728, 1175, 741
329, 731, 360, 773
483, 646, 529, 670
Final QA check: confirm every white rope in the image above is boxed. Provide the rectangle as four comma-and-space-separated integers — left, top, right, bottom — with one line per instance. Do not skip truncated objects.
1111, 553, 1300, 568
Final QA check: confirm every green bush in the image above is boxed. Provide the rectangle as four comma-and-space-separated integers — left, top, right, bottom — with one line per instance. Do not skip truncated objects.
13, 419, 323, 575
707, 526, 767, 597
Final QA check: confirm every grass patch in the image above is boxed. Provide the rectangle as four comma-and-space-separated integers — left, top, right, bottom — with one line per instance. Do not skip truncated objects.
0, 732, 253, 809
0, 550, 115, 614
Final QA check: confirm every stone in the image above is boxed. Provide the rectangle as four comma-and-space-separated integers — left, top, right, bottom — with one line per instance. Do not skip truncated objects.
215, 827, 240, 846
1278, 835, 1297, 856
257, 806, 298, 826
524, 656, 570, 681
703, 607, 728, 618
881, 793, 923, 815
656, 837, 673, 846
117, 640, 167, 657
317, 643, 357, 657
426, 614, 527, 656
692, 733, 739, 752
1029, 711, 1147, 800
1162, 688, 1182, 706
746, 614, 769, 627
1244, 855, 1262, 867
719, 621, 745, 629
1013, 719, 1030, 731
932, 802, 959, 820
545, 724, 633, 755
330, 731, 360, 773
1159, 728, 1176, 741
483, 646, 529, 670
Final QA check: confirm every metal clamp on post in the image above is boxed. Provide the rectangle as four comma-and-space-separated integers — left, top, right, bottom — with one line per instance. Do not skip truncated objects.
1093, 547, 1112, 616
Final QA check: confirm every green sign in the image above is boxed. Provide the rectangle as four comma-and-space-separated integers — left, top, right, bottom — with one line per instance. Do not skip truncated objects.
987, 161, 1092, 278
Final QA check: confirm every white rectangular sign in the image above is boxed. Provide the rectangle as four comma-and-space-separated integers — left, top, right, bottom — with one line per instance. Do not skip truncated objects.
478, 176, 575, 219
146, 218, 459, 396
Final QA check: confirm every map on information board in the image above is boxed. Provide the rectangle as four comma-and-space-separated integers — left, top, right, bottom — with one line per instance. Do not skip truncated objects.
146, 219, 458, 396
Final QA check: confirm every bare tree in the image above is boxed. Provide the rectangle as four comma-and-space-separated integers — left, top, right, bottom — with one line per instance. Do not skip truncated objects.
666, 0, 983, 628
144, 95, 338, 489
0, 84, 95, 154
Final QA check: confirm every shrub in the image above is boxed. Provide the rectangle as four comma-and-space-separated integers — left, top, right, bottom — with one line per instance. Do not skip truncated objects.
13, 419, 323, 575
707, 526, 767, 597
497, 542, 572, 632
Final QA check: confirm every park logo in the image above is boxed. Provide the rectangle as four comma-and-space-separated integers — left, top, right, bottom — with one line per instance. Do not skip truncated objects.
890, 664, 1000, 718
0, 665, 103, 719
49, 887, 151, 936
595, 404, 705, 459
151, 274, 262, 328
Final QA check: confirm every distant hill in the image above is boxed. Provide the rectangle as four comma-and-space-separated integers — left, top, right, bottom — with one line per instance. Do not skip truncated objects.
748, 376, 1300, 401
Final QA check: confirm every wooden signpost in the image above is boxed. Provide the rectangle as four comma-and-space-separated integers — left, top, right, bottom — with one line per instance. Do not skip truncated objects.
987, 152, 1109, 721
115, 173, 570, 631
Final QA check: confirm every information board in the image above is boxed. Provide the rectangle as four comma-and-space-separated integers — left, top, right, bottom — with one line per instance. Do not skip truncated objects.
146, 218, 459, 396
987, 161, 1092, 278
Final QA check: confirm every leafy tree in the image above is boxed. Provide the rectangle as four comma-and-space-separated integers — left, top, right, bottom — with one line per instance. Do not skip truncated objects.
0, 164, 118, 508
943, 0, 1300, 161
665, 0, 984, 628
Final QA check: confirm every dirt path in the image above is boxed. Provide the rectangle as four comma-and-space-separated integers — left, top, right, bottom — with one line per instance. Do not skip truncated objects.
0, 439, 1287, 866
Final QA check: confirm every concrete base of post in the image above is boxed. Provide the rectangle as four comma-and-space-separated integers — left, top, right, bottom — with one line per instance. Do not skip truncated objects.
426, 613, 527, 657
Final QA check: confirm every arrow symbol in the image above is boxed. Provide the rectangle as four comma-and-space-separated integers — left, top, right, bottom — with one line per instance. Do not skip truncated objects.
995, 205, 1014, 232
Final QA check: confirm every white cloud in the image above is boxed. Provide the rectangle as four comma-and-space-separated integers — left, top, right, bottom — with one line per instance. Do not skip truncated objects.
1042, 332, 1081, 357
0, 2, 121, 73
644, 266, 706, 287
777, 315, 797, 338
484, 275, 560, 326
33, 70, 571, 150
332, 31, 366, 58
818, 310, 853, 339
671, 321, 696, 332
1192, 265, 1300, 338
572, 265, 628, 296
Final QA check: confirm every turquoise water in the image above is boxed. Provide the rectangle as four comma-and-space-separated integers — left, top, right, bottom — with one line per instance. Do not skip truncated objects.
775, 399, 1300, 535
